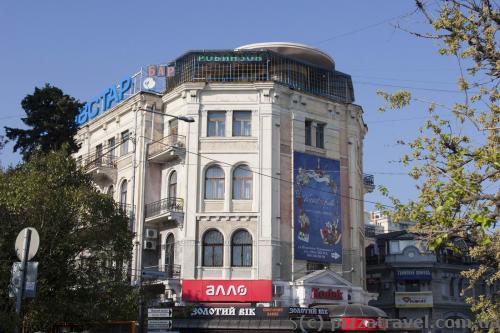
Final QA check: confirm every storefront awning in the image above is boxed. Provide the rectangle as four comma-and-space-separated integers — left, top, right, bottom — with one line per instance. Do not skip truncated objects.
172, 318, 295, 330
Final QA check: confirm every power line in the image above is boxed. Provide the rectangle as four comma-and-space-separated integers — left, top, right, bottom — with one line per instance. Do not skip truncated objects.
313, 9, 418, 45
354, 80, 471, 94
141, 135, 392, 208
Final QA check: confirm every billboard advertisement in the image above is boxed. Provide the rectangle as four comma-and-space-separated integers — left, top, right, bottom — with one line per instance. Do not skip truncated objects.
182, 280, 272, 302
293, 151, 342, 263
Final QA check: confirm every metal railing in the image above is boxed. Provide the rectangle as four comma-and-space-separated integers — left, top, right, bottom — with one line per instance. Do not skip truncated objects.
82, 154, 117, 170
160, 264, 181, 279
148, 134, 185, 158
363, 173, 375, 188
145, 197, 184, 219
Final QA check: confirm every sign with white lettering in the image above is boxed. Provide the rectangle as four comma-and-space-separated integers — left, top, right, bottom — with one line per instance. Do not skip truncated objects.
396, 269, 432, 280
289, 307, 329, 317
148, 308, 172, 318
147, 319, 172, 330
182, 279, 272, 302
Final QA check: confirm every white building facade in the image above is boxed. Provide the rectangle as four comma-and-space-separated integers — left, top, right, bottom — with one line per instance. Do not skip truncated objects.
74, 42, 376, 308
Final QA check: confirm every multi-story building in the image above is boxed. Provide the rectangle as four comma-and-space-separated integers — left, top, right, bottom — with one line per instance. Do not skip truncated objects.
74, 42, 377, 312
365, 231, 498, 333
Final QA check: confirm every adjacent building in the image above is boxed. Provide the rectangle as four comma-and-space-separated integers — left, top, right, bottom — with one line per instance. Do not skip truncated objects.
365, 231, 496, 333
73, 42, 377, 312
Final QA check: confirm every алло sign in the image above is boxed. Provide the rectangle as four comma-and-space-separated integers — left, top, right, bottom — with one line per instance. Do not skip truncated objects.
76, 77, 133, 126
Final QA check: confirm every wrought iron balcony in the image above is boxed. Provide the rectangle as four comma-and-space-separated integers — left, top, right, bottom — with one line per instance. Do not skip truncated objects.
159, 264, 181, 279
145, 197, 184, 224
79, 151, 118, 183
148, 134, 185, 163
363, 173, 375, 193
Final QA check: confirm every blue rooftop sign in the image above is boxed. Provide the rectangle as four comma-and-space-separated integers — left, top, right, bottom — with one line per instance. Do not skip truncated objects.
75, 77, 133, 126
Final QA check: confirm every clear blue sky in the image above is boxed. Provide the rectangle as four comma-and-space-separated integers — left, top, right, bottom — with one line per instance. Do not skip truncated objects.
0, 1, 467, 210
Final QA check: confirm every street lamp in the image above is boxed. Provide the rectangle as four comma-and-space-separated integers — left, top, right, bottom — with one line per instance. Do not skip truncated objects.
136, 107, 194, 333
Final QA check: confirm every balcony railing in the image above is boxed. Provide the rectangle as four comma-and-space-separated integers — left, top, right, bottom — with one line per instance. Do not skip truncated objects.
159, 264, 181, 279
145, 197, 184, 219
82, 154, 117, 170
363, 173, 375, 192
148, 134, 185, 159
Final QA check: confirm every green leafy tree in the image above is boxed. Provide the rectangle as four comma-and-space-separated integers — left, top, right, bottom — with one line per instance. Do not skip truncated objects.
4, 84, 82, 160
377, 0, 499, 329
0, 150, 137, 331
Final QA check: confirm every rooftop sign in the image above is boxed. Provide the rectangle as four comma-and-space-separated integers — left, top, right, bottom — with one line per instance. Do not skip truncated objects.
197, 55, 263, 62
76, 77, 133, 126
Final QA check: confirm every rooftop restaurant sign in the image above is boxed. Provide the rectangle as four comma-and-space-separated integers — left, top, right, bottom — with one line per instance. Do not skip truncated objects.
197, 55, 263, 62
76, 77, 133, 126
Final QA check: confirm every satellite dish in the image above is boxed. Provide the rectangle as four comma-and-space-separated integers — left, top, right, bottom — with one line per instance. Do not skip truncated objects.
15, 227, 40, 261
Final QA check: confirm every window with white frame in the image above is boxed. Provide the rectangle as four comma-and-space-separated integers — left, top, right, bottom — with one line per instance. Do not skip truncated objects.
232, 111, 251, 136
120, 130, 129, 156
205, 165, 225, 199
232, 165, 252, 200
207, 111, 226, 137
202, 229, 224, 267
231, 229, 252, 267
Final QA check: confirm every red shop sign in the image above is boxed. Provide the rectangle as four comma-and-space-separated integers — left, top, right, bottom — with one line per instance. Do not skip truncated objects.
182, 280, 272, 302
311, 288, 344, 300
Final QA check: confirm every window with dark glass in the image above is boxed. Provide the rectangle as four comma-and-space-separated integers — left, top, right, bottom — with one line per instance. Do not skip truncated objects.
232, 165, 252, 200
231, 230, 252, 267
168, 171, 177, 199
207, 111, 226, 137
316, 123, 325, 148
120, 130, 129, 156
108, 137, 116, 159
164, 233, 175, 268
95, 144, 103, 165
232, 111, 251, 136
120, 180, 128, 205
202, 229, 223, 267
205, 166, 224, 199
305, 120, 312, 146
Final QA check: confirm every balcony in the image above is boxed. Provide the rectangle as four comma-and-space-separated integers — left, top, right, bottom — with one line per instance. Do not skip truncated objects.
363, 173, 375, 193
145, 197, 184, 225
148, 135, 185, 163
81, 153, 117, 183
159, 263, 181, 279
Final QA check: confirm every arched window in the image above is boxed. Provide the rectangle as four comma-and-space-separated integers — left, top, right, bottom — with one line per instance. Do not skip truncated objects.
164, 234, 175, 269
120, 180, 128, 205
168, 171, 177, 199
232, 165, 252, 200
231, 230, 252, 267
205, 166, 224, 200
202, 229, 223, 267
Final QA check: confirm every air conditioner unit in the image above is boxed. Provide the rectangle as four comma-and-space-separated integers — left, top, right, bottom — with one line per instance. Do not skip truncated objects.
145, 229, 158, 239
144, 240, 157, 250
273, 284, 284, 297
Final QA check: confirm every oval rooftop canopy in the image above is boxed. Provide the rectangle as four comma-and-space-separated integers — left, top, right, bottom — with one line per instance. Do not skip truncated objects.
236, 42, 335, 70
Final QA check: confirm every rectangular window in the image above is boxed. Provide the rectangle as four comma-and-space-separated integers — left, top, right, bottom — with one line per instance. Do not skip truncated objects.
95, 144, 103, 165
107, 137, 115, 159
120, 130, 129, 156
207, 111, 226, 137
316, 123, 325, 148
305, 120, 312, 146
232, 111, 251, 136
